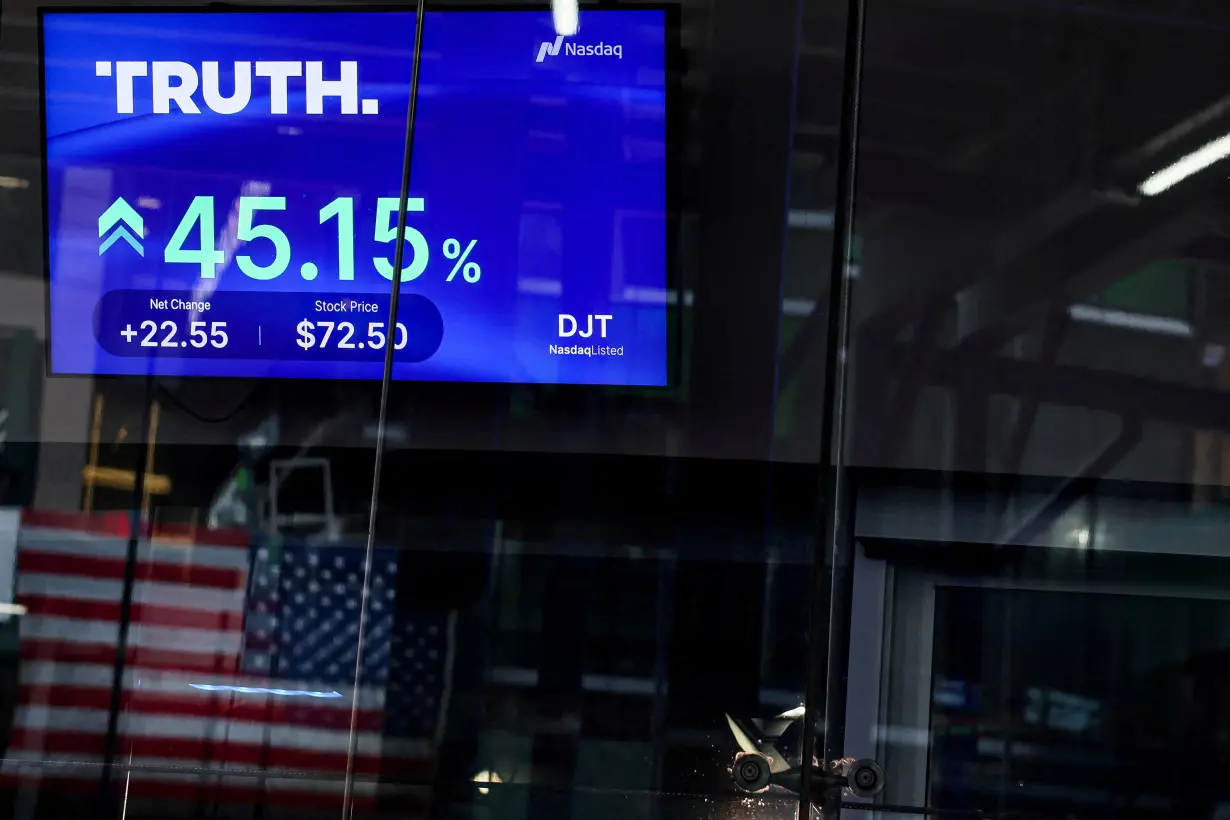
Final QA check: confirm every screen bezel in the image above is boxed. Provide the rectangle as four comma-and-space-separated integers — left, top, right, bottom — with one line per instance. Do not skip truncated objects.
36, 3, 683, 395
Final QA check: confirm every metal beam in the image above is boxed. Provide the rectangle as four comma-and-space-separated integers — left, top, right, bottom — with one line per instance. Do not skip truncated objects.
954, 205, 1218, 352
878, 295, 953, 463
998, 418, 1142, 548
878, 338, 1230, 434
1000, 308, 1071, 477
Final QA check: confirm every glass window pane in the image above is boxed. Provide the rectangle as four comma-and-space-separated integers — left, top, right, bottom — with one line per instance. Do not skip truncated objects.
0, 3, 415, 815
0, 0, 845, 817
357, 2, 842, 819
839, 2, 1230, 818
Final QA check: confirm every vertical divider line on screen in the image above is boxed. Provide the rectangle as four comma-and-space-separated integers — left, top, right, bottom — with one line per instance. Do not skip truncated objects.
343, 3, 430, 818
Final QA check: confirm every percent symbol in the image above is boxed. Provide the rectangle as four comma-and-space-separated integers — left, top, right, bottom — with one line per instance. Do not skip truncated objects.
442, 238, 481, 283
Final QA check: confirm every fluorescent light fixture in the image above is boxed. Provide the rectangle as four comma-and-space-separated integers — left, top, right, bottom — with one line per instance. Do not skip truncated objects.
552, 0, 579, 36
1139, 132, 1230, 196
1067, 303, 1193, 337
0, 177, 28, 190
0, 604, 27, 616
189, 684, 343, 698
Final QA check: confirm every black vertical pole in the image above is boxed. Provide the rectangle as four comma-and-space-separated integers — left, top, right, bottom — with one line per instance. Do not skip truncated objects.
345, 0, 428, 817
797, 0, 867, 816
101, 376, 155, 794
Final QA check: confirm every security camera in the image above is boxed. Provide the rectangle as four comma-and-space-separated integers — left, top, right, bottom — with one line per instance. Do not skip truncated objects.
725, 711, 886, 804
731, 751, 773, 793
842, 759, 885, 799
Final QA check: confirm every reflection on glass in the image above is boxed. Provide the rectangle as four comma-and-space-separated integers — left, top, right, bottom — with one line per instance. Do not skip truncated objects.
0, 0, 835, 816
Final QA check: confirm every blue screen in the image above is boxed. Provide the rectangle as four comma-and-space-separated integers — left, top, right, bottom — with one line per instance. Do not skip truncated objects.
41, 9, 670, 385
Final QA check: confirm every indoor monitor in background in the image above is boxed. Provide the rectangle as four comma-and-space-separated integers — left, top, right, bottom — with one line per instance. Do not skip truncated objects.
39, 7, 674, 386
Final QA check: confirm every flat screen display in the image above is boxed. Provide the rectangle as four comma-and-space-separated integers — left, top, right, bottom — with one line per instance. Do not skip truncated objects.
40, 7, 671, 385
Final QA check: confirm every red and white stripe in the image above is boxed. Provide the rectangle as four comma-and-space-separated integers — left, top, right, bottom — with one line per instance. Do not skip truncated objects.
2, 510, 429, 812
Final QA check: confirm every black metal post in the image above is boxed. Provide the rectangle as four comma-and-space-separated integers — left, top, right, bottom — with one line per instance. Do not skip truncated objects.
798, 0, 867, 816
346, 0, 428, 816
101, 376, 155, 795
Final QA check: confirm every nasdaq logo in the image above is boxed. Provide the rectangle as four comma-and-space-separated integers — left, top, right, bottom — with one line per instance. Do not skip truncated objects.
536, 35, 565, 62
536, 37, 623, 62
95, 61, 381, 116
98, 197, 144, 257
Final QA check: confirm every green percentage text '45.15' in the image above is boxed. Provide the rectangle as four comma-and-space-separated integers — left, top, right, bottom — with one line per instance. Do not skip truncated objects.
164, 195, 481, 284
